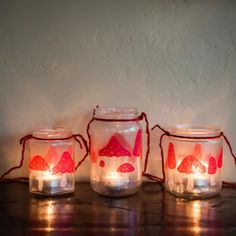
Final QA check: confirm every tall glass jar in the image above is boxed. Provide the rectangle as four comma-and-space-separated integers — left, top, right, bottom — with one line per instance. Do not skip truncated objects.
29, 127, 75, 195
90, 107, 142, 196
165, 125, 223, 199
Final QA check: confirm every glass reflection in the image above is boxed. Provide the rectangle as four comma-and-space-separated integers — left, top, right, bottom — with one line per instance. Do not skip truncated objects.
192, 201, 201, 236
91, 194, 142, 236
29, 197, 75, 232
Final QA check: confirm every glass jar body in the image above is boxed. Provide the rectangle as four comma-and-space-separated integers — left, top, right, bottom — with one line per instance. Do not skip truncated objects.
29, 127, 75, 195
90, 108, 142, 196
165, 125, 223, 199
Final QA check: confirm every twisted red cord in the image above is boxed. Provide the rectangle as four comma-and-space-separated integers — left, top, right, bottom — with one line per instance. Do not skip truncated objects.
0, 135, 32, 182
73, 134, 89, 170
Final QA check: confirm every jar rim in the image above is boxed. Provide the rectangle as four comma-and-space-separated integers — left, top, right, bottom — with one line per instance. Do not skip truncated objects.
170, 124, 221, 137
95, 107, 139, 119
32, 126, 72, 139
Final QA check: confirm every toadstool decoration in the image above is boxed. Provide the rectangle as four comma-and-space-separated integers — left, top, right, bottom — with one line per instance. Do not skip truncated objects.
166, 142, 176, 169
99, 135, 131, 157
133, 129, 142, 157
30, 155, 50, 171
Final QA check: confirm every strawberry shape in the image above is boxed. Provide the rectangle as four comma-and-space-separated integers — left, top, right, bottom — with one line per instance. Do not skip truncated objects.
30, 155, 50, 171
133, 129, 142, 156
193, 144, 202, 158
166, 142, 176, 169
208, 156, 217, 174
117, 163, 135, 173
217, 147, 223, 168
98, 136, 131, 157
51, 151, 74, 174
177, 155, 206, 174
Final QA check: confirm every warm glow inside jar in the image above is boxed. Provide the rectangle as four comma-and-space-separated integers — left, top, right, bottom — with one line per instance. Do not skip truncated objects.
90, 107, 142, 196
165, 125, 223, 199
29, 127, 75, 195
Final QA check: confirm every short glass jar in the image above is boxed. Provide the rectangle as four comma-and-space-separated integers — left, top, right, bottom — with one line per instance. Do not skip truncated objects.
29, 127, 75, 195
89, 107, 142, 196
165, 125, 223, 199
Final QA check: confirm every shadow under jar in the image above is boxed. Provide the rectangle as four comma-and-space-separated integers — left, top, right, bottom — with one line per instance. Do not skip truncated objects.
29, 127, 75, 195
90, 107, 142, 196
165, 125, 223, 199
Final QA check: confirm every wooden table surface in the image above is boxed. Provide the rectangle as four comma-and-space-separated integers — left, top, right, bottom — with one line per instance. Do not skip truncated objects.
0, 182, 236, 236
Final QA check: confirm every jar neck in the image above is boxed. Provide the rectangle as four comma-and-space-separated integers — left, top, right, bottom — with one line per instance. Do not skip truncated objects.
32, 127, 72, 139
95, 107, 139, 120
170, 124, 221, 138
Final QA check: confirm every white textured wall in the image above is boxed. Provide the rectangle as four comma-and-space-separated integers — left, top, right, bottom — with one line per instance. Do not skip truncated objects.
0, 0, 236, 182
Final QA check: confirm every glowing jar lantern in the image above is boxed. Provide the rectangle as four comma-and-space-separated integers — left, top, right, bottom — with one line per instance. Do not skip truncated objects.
165, 125, 223, 199
89, 107, 142, 196
29, 127, 75, 195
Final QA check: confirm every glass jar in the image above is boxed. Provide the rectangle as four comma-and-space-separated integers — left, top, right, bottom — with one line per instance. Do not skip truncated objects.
29, 127, 75, 195
90, 107, 142, 196
165, 125, 223, 199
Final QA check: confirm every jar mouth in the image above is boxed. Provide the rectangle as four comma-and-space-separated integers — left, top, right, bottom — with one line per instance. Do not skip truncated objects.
95, 107, 139, 119
32, 127, 72, 139
170, 124, 221, 137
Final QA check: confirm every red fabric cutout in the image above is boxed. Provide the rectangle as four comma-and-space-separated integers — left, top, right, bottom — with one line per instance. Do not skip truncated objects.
166, 142, 176, 169
29, 155, 50, 171
133, 129, 142, 157
217, 147, 223, 168
51, 151, 74, 174
193, 144, 202, 158
98, 136, 131, 157
177, 155, 206, 174
99, 160, 105, 167
117, 163, 135, 173
208, 156, 217, 174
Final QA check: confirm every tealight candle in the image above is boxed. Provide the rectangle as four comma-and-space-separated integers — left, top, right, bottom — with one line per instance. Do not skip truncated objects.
103, 172, 126, 188
165, 125, 223, 199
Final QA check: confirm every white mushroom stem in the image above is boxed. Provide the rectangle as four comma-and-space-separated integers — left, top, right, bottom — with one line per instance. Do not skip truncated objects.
210, 175, 216, 186
60, 173, 67, 188
186, 175, 194, 192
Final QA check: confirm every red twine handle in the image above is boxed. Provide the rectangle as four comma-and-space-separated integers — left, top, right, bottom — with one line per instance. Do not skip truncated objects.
0, 133, 89, 182
73, 134, 89, 170
150, 124, 236, 188
86, 107, 151, 176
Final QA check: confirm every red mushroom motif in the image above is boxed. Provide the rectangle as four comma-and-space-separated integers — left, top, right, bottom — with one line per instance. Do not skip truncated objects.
208, 156, 217, 174
133, 129, 142, 157
99, 160, 105, 168
117, 163, 135, 173
166, 142, 176, 169
29, 155, 50, 171
177, 155, 206, 174
217, 147, 223, 168
98, 135, 131, 157
51, 151, 74, 174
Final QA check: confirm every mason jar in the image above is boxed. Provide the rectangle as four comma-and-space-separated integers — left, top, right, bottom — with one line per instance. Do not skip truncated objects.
29, 127, 75, 195
165, 125, 223, 199
89, 107, 142, 196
